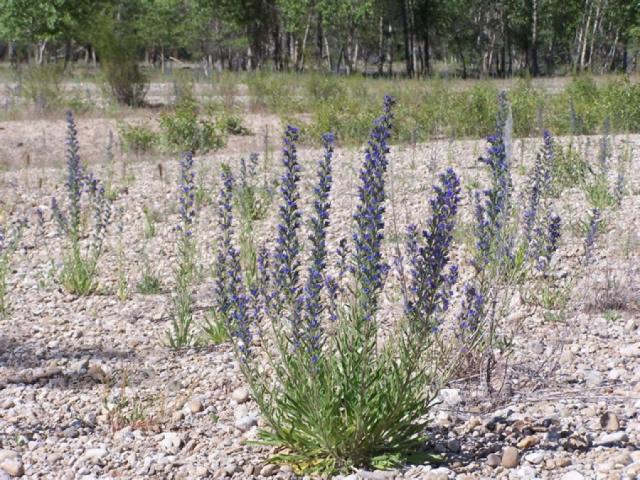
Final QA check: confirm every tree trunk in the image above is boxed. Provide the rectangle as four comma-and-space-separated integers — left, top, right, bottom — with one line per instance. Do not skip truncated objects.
530, 0, 540, 76
378, 16, 385, 76
401, 0, 413, 77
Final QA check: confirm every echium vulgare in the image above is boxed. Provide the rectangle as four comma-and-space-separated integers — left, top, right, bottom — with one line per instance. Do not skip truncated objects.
302, 132, 335, 362
351, 95, 395, 321
474, 94, 513, 269
404, 168, 461, 332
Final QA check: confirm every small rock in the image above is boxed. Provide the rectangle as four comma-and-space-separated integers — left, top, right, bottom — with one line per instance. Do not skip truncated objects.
595, 431, 628, 446
161, 432, 183, 453
234, 414, 258, 431
438, 388, 461, 407
555, 457, 572, 468
259, 464, 279, 477
501, 447, 519, 468
514, 465, 537, 480
0, 399, 14, 410
446, 438, 461, 453
486, 453, 501, 467
424, 467, 452, 480
517, 435, 539, 449
524, 452, 544, 465
224, 464, 237, 476
608, 369, 624, 381
84, 448, 107, 465
584, 370, 602, 387
560, 472, 585, 480
0, 458, 24, 477
231, 387, 250, 404
600, 412, 620, 432
87, 364, 107, 383
188, 398, 203, 414
620, 343, 640, 357
243, 465, 255, 476
612, 452, 632, 467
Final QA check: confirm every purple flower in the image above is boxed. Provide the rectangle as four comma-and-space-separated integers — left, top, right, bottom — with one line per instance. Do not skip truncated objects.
273, 125, 304, 344
457, 283, 484, 334
302, 132, 335, 360
404, 168, 461, 328
351, 95, 395, 320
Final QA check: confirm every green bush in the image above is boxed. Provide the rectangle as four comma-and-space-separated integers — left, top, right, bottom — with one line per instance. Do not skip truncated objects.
160, 98, 226, 153
119, 123, 157, 154
20, 64, 64, 111
510, 78, 545, 136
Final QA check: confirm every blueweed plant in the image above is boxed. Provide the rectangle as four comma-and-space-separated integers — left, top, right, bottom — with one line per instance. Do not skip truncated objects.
52, 111, 113, 295
166, 152, 198, 348
463, 97, 562, 383
215, 97, 464, 472
583, 207, 601, 264
0, 219, 26, 315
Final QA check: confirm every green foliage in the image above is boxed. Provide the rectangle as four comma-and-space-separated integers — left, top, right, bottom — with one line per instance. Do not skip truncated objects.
552, 142, 590, 191
202, 310, 229, 345
248, 307, 448, 474
136, 263, 162, 294
220, 112, 251, 135
20, 64, 64, 111
585, 176, 616, 210
60, 245, 99, 296
160, 98, 226, 153
120, 123, 157, 154
92, 6, 148, 107
142, 206, 159, 238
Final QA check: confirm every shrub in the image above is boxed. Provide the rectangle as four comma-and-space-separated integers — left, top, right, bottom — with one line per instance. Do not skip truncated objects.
52, 112, 113, 295
93, 10, 148, 107
20, 64, 64, 112
119, 123, 157, 154
160, 98, 226, 153
214, 98, 464, 473
220, 112, 251, 135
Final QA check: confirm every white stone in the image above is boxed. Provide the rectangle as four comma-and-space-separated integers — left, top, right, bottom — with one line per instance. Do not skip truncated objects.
84, 448, 107, 464
560, 472, 585, 480
161, 432, 183, 453
437, 388, 461, 407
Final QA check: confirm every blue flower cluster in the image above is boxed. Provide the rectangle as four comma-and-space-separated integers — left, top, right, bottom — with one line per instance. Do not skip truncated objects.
474, 110, 512, 267
457, 282, 484, 335
405, 168, 461, 329
302, 132, 335, 361
51, 111, 112, 247
524, 130, 553, 245
273, 125, 304, 343
214, 168, 252, 360
352, 95, 395, 319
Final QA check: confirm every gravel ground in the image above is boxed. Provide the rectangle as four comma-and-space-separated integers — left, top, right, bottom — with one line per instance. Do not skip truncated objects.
0, 122, 639, 480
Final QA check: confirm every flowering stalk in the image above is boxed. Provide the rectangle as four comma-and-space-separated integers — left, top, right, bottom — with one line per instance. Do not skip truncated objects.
352, 95, 395, 321
474, 101, 513, 268
167, 151, 198, 348
404, 168, 461, 331
302, 132, 335, 363
52, 111, 112, 295
273, 125, 304, 344
523, 130, 554, 247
